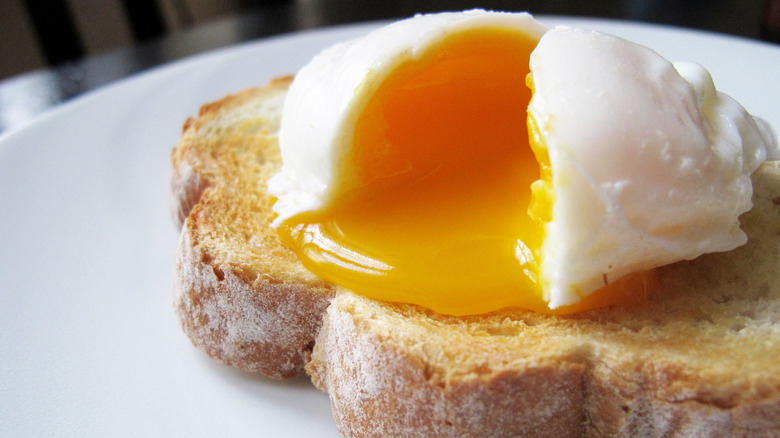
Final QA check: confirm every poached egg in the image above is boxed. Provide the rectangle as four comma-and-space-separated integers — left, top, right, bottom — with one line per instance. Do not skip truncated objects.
267, 10, 779, 315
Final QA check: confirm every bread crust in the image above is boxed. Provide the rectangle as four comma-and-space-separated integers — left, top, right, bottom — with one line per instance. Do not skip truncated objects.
311, 290, 780, 437
172, 78, 780, 434
309, 162, 780, 437
173, 224, 331, 377
310, 294, 587, 437
171, 78, 335, 378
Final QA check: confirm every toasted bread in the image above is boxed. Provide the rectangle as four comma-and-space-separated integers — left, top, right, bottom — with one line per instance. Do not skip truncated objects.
171, 77, 336, 378
171, 78, 780, 436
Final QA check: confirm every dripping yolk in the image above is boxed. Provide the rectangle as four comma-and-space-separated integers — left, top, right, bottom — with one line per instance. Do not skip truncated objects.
276, 28, 657, 315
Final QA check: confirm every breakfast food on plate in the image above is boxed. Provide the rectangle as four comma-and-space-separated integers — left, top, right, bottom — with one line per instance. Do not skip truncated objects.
269, 11, 777, 315
171, 10, 780, 437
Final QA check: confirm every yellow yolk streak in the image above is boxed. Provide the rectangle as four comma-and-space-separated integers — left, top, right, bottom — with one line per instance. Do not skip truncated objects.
277, 28, 656, 315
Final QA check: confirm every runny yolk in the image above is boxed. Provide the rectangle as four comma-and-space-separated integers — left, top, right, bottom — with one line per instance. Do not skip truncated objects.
276, 28, 657, 316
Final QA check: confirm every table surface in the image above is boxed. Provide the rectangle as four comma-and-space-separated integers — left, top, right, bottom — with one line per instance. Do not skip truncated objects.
1, 1, 777, 136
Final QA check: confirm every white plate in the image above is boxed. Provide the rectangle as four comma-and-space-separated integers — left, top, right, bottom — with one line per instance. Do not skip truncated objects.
1, 16, 778, 437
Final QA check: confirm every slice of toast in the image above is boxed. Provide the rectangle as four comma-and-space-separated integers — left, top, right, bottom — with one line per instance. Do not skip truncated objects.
171, 77, 336, 378
171, 78, 780, 435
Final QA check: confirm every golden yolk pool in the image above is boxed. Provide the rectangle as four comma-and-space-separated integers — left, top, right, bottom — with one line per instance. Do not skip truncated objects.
276, 28, 657, 315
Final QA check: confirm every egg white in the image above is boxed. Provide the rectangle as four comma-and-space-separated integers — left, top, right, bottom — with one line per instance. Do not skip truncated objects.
267, 10, 547, 224
269, 11, 779, 309
529, 26, 779, 307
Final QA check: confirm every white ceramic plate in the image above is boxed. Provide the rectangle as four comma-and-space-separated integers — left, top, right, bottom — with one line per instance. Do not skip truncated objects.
1, 16, 778, 437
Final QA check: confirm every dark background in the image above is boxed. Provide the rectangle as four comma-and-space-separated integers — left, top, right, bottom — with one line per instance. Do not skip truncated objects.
1, 0, 778, 134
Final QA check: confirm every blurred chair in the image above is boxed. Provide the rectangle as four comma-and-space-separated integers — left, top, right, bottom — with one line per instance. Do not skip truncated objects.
21, 0, 167, 66
764, 0, 780, 42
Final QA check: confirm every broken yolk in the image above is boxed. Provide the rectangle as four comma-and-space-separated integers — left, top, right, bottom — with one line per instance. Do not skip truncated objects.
277, 28, 657, 315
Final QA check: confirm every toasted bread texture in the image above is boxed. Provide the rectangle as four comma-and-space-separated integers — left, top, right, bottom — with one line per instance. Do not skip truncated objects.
171, 77, 335, 378
172, 78, 780, 436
